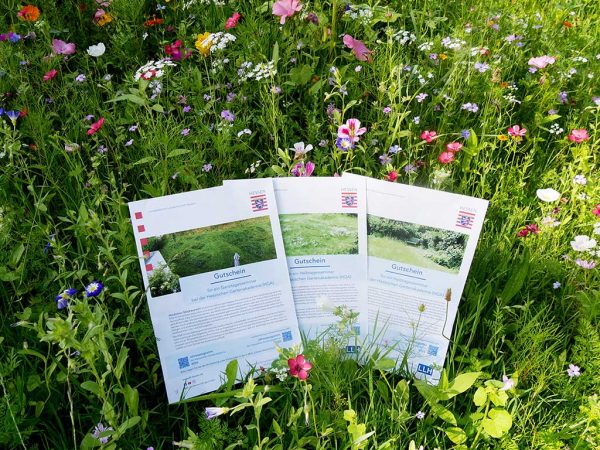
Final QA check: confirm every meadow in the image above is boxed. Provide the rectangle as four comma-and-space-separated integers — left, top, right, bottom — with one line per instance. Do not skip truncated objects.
0, 0, 599, 449
280, 213, 359, 256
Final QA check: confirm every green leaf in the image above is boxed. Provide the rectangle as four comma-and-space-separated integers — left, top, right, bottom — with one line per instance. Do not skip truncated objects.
289, 64, 313, 85
115, 346, 128, 381
225, 359, 238, 391
489, 408, 512, 433
271, 165, 287, 176
473, 386, 487, 407
430, 403, 457, 426
150, 103, 164, 113
123, 385, 139, 416
445, 426, 467, 444
117, 416, 141, 434
373, 357, 396, 371
499, 248, 529, 305
132, 156, 157, 166
167, 148, 191, 158
80, 381, 101, 397
442, 372, 481, 399
272, 41, 279, 67
272, 419, 283, 437
107, 94, 147, 106
10, 243, 25, 267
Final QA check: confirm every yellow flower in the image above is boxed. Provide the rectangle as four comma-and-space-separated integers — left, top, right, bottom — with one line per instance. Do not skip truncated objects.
96, 13, 113, 27
195, 32, 212, 57
439, 53, 448, 60
497, 134, 508, 141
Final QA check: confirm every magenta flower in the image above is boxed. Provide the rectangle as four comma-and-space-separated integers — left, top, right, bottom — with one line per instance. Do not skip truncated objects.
272, 0, 302, 25
338, 118, 367, 144
446, 142, 463, 152
508, 125, 527, 137
592, 204, 600, 218
290, 161, 315, 177
52, 38, 76, 55
420, 130, 437, 143
43, 69, 58, 81
288, 354, 313, 380
568, 129, 589, 143
225, 12, 241, 30
87, 117, 105, 135
528, 55, 555, 70
438, 151, 455, 164
342, 34, 373, 63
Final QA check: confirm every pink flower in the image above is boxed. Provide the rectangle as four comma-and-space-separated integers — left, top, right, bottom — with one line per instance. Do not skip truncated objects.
291, 161, 315, 177
342, 34, 373, 63
87, 117, 105, 136
420, 130, 437, 143
338, 118, 367, 143
43, 69, 58, 81
592, 204, 600, 217
528, 55, 555, 69
272, 0, 302, 25
446, 142, 463, 152
568, 129, 589, 143
225, 12, 241, 29
508, 125, 527, 137
288, 354, 313, 380
438, 151, 455, 164
52, 38, 76, 55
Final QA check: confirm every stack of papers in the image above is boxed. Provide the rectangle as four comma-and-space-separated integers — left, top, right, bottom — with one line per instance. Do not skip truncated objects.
129, 175, 488, 403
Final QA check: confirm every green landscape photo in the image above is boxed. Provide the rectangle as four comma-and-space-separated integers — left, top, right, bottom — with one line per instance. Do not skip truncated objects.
143, 216, 277, 281
367, 215, 468, 274
279, 213, 359, 256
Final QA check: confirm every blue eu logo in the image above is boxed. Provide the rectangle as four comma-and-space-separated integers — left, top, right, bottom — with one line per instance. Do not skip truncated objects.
417, 363, 434, 376
282, 331, 292, 342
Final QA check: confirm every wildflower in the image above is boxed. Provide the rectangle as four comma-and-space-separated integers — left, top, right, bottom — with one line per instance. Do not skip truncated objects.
55, 288, 77, 310
6, 110, 20, 126
415, 411, 425, 420
499, 375, 515, 391
291, 142, 313, 159
528, 55, 555, 70
517, 224, 540, 237
474, 62, 490, 73
225, 12, 241, 29
52, 39, 76, 55
288, 354, 313, 380
205, 407, 229, 420
43, 69, 58, 82
97, 145, 107, 154
87, 117, 105, 136
17, 5, 40, 22
553, 281, 561, 289
592, 204, 600, 218
438, 151, 455, 164
143, 16, 164, 27
385, 170, 398, 182
536, 188, 560, 202
567, 364, 581, 377
575, 259, 596, 269
272, 0, 302, 25
404, 163, 417, 174
420, 130, 437, 143
181, 128, 190, 136
94, 9, 113, 26
541, 216, 561, 227
446, 142, 463, 152
335, 137, 353, 151
461, 130, 471, 140
379, 153, 392, 165
203, 163, 212, 172
290, 161, 315, 177
389, 145, 401, 154
220, 110, 235, 122
195, 32, 212, 56
338, 118, 367, 144
508, 124, 527, 138
92, 422, 113, 444
87, 43, 106, 57
568, 129, 589, 143
134, 59, 176, 81
75, 74, 86, 83
65, 143, 80, 152
165, 40, 191, 61
570, 235, 597, 251
416, 93, 428, 103
558, 91, 568, 104
342, 34, 373, 62
85, 281, 104, 297
462, 102, 479, 113
125, 139, 133, 147
382, 106, 391, 114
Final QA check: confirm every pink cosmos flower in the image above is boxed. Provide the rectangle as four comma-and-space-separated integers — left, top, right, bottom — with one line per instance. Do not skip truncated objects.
446, 142, 463, 152
52, 38, 76, 55
272, 0, 302, 25
438, 151, 455, 164
87, 117, 105, 136
508, 125, 527, 137
338, 118, 367, 143
225, 12, 241, 29
342, 34, 373, 63
528, 55, 555, 69
288, 354, 313, 380
420, 130, 437, 143
568, 129, 589, 143
43, 69, 58, 81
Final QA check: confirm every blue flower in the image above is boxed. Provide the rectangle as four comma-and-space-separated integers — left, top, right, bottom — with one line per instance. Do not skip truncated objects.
335, 137, 353, 151
460, 129, 471, 140
85, 281, 104, 297
8, 32, 21, 44
55, 288, 77, 310
6, 110, 19, 125
205, 407, 229, 420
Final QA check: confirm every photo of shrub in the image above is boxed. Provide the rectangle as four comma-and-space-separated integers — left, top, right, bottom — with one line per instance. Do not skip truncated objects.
367, 215, 468, 273
143, 216, 277, 297
279, 213, 359, 257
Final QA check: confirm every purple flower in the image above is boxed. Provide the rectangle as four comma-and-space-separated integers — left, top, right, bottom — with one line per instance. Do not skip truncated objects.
8, 32, 21, 44
97, 145, 108, 154
124, 139, 134, 147
416, 93, 428, 103
462, 102, 479, 113
205, 407, 229, 419
335, 137, 353, 151
221, 110, 235, 122
567, 364, 581, 377
129, 125, 138, 132
6, 110, 20, 125
75, 73, 86, 83
461, 129, 471, 139
379, 153, 392, 165
404, 163, 417, 174
182, 105, 191, 113
575, 259, 596, 269
203, 163, 212, 172
318, 139, 328, 147
291, 161, 315, 177
558, 91, 568, 104
415, 411, 425, 420
55, 288, 77, 310
382, 106, 391, 114
181, 128, 190, 136
271, 85, 282, 94
474, 62, 489, 73
92, 422, 113, 444
85, 114, 94, 121
499, 375, 515, 391
85, 281, 104, 298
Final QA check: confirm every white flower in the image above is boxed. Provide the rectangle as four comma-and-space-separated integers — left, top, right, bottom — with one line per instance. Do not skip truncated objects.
593, 223, 600, 235
552, 281, 561, 289
536, 188, 560, 202
86, 42, 106, 57
541, 216, 561, 227
570, 235, 597, 252
291, 142, 313, 158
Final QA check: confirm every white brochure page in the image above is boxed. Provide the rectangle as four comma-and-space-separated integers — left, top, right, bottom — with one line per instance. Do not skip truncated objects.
128, 181, 300, 403
226, 177, 368, 346
344, 174, 488, 382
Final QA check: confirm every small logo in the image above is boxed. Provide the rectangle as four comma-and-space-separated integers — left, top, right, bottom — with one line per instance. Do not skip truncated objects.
417, 363, 434, 376
281, 330, 292, 342
251, 194, 268, 211
178, 356, 190, 369
341, 192, 358, 208
427, 345, 439, 357
346, 345, 362, 354
456, 210, 475, 229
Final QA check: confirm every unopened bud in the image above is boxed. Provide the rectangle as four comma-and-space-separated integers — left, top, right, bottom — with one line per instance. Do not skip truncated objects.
444, 288, 452, 302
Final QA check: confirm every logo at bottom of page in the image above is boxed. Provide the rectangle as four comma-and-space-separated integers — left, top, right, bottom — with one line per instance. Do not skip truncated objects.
417, 363, 434, 376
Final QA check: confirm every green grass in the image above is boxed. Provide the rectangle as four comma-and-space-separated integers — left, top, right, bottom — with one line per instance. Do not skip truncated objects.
155, 216, 277, 276
280, 213, 359, 256
368, 235, 458, 273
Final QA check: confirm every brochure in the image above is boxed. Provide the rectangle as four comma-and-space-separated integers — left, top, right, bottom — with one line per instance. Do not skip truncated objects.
128, 180, 300, 403
344, 174, 488, 382
226, 177, 368, 346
